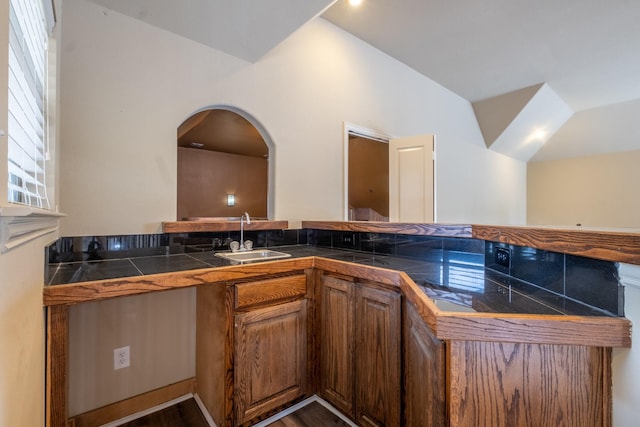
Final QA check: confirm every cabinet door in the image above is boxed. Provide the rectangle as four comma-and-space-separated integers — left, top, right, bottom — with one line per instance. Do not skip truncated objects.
234, 299, 307, 425
403, 301, 446, 427
355, 284, 401, 427
319, 275, 356, 417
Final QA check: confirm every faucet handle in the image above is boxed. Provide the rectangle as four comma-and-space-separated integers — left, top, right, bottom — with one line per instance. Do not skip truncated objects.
244, 240, 253, 251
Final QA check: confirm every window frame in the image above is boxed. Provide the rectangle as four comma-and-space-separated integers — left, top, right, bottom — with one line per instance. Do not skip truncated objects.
1, 0, 61, 253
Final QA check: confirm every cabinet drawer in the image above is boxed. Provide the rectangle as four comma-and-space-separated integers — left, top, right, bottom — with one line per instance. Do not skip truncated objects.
235, 274, 307, 309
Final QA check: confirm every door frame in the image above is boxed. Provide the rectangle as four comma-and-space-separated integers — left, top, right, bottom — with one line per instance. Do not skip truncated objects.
342, 122, 393, 221
342, 122, 438, 223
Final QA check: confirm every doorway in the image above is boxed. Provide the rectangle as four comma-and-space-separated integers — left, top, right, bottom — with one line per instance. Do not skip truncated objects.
343, 123, 435, 223
348, 133, 390, 221
176, 107, 274, 220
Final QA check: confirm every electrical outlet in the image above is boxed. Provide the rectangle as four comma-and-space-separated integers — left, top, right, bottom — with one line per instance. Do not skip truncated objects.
340, 233, 356, 248
113, 346, 130, 370
495, 247, 511, 268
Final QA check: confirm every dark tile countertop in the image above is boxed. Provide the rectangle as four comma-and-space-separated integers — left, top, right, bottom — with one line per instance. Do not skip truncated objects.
45, 244, 610, 316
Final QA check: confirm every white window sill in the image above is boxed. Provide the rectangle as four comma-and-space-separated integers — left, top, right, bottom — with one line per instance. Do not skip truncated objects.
0, 206, 66, 253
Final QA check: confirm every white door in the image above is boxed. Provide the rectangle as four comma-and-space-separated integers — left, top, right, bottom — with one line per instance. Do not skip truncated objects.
388, 134, 434, 222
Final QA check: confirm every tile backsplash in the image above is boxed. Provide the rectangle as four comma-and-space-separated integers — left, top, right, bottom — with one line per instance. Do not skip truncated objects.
485, 241, 622, 316
46, 228, 623, 316
47, 229, 305, 264
309, 229, 622, 317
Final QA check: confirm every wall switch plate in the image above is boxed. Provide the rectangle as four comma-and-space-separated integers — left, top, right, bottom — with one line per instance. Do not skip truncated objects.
114, 346, 130, 370
495, 247, 511, 268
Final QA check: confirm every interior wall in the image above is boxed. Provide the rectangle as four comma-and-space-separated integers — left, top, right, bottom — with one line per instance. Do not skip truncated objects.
58, 0, 525, 237
68, 288, 196, 416
348, 137, 389, 217
177, 147, 268, 219
0, 235, 50, 427
613, 267, 640, 427
528, 150, 640, 228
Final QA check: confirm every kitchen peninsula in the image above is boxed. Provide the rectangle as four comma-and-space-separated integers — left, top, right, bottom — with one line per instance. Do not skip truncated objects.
44, 222, 635, 427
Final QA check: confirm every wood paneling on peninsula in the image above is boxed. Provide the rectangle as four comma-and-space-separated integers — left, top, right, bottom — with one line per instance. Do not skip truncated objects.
448, 341, 612, 426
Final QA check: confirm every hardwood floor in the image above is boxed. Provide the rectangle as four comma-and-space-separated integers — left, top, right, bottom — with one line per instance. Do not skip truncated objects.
264, 402, 351, 427
114, 398, 348, 427
116, 398, 209, 427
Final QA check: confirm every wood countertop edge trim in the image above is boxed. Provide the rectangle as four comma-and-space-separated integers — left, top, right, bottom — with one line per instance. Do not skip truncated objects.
435, 312, 631, 348
43, 256, 631, 348
300, 221, 640, 265
42, 257, 315, 306
301, 221, 472, 237
472, 224, 640, 265
162, 220, 289, 233
393, 270, 631, 348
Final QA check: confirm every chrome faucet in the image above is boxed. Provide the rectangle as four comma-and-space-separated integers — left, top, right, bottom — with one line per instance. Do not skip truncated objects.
239, 212, 251, 251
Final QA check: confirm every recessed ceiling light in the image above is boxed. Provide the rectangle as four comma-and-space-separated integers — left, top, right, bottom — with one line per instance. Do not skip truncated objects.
349, 0, 363, 6
190, 142, 204, 148
531, 129, 547, 141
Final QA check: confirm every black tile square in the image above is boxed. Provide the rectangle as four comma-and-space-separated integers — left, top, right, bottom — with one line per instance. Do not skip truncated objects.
396, 235, 442, 261
565, 255, 620, 315
510, 247, 564, 294
443, 237, 484, 254
47, 259, 142, 285
360, 233, 396, 255
131, 254, 211, 275
309, 229, 332, 247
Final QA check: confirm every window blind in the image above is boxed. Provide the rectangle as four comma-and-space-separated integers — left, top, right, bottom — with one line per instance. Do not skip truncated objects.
7, 0, 50, 210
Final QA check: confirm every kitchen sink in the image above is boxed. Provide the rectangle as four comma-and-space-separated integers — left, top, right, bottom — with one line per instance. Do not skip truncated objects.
214, 249, 292, 264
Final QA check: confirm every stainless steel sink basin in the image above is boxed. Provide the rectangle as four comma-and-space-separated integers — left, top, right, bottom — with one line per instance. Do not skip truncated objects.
214, 249, 292, 264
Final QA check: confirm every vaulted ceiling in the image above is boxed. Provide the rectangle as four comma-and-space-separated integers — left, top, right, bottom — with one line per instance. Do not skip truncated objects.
86, 0, 640, 162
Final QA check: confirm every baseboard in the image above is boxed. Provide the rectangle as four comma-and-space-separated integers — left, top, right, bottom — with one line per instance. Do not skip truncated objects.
193, 393, 217, 427
68, 377, 196, 427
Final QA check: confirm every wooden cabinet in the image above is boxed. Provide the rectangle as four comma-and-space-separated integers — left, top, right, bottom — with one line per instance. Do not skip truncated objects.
234, 299, 308, 425
318, 274, 401, 427
403, 301, 446, 427
196, 272, 310, 427
319, 274, 355, 416
196, 266, 620, 427
355, 283, 402, 427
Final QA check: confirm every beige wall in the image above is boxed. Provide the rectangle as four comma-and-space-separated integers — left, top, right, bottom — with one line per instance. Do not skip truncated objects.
528, 149, 640, 228
68, 288, 196, 416
0, 235, 50, 427
58, 0, 526, 237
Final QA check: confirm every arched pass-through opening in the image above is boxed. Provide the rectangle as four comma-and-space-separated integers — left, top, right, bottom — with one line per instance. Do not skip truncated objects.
177, 106, 275, 220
